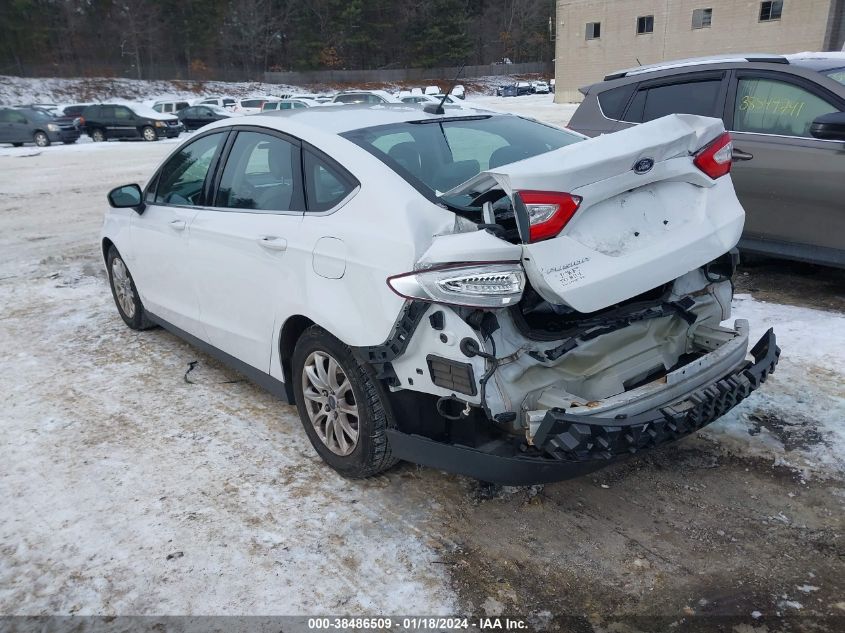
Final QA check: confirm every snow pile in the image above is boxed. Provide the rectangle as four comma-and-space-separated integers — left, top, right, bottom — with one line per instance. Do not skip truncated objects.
704, 294, 845, 478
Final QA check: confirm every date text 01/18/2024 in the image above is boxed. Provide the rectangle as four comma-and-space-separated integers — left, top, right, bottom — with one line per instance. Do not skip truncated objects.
306, 617, 528, 630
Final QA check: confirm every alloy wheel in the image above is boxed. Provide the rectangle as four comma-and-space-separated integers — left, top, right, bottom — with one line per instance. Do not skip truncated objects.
142, 127, 156, 141
111, 257, 136, 319
92, 130, 105, 142
34, 132, 49, 147
301, 350, 359, 456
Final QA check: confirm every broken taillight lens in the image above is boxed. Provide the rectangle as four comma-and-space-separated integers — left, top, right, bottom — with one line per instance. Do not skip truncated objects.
387, 263, 525, 308
517, 191, 582, 243
693, 132, 733, 179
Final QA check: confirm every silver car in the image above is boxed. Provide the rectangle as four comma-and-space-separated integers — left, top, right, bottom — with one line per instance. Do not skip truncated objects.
568, 53, 845, 268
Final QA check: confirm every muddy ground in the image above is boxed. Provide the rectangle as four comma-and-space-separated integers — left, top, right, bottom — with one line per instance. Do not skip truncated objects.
1, 119, 843, 632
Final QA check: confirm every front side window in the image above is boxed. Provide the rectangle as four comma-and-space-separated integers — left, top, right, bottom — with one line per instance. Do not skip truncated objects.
343, 115, 582, 198
215, 131, 304, 212
692, 8, 712, 28
152, 104, 164, 113
733, 77, 838, 137
760, 1, 783, 21
585, 22, 601, 40
154, 132, 225, 206
637, 15, 654, 34
624, 79, 722, 123
303, 151, 357, 212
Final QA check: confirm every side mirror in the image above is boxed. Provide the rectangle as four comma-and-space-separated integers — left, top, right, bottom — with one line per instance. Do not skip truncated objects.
810, 111, 845, 141
108, 184, 145, 213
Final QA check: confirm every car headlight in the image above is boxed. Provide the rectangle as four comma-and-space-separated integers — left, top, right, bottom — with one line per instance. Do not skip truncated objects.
387, 263, 525, 308
47, 123, 60, 132
154, 121, 166, 128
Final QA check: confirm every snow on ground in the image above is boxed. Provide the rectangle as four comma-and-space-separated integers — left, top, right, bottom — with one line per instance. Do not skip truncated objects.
704, 295, 845, 479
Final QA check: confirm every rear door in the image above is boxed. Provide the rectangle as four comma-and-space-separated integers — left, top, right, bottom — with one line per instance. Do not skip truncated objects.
129, 131, 228, 334
725, 70, 845, 255
190, 128, 306, 372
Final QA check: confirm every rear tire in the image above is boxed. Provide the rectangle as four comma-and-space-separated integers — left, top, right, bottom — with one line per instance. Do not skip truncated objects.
91, 128, 105, 142
33, 131, 50, 147
106, 246, 154, 331
141, 126, 157, 142
292, 326, 398, 479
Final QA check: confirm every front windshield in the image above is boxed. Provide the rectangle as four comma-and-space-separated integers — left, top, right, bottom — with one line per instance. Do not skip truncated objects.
25, 109, 52, 120
824, 67, 845, 86
342, 115, 582, 202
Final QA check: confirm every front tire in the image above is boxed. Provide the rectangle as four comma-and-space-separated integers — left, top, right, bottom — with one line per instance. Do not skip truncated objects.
106, 246, 154, 330
292, 326, 397, 478
33, 131, 50, 147
141, 126, 157, 142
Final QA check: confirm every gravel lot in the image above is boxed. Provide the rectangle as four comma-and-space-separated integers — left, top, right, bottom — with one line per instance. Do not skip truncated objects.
1, 97, 843, 630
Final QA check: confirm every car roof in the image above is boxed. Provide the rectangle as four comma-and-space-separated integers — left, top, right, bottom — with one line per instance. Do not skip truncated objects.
222, 103, 496, 135
603, 53, 789, 80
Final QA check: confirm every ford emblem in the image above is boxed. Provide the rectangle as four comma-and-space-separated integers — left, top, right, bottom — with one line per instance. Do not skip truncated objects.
633, 158, 654, 174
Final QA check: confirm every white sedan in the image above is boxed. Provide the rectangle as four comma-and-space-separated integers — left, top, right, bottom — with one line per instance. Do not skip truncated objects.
101, 105, 779, 484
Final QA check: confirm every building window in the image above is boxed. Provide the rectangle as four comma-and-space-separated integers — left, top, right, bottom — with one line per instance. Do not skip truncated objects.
585, 22, 601, 40
760, 1, 783, 21
692, 8, 712, 29
637, 15, 655, 34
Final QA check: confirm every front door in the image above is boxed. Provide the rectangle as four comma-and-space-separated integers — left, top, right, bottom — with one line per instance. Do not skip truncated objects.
190, 128, 306, 372
129, 131, 228, 335
727, 72, 845, 254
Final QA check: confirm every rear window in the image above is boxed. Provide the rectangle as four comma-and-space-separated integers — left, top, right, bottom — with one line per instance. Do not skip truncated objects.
241, 99, 264, 108
597, 84, 636, 119
342, 115, 582, 199
624, 79, 723, 123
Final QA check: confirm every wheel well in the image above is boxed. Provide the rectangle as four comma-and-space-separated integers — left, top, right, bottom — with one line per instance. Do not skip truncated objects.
279, 315, 315, 402
101, 238, 115, 264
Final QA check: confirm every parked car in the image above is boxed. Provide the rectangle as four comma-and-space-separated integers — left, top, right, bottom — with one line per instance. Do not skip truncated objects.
532, 80, 550, 94
261, 99, 312, 111
233, 97, 277, 114
80, 103, 183, 142
515, 81, 533, 95
101, 105, 778, 484
177, 104, 233, 130
424, 85, 440, 96
152, 100, 190, 114
332, 90, 400, 104
0, 106, 80, 146
452, 85, 466, 99
567, 52, 845, 268
195, 96, 237, 111
496, 84, 518, 97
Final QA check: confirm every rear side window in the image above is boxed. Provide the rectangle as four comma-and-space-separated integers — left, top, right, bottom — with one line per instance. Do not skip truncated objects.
303, 150, 357, 212
624, 79, 723, 122
215, 131, 304, 212
241, 99, 264, 108
597, 85, 636, 119
155, 132, 225, 206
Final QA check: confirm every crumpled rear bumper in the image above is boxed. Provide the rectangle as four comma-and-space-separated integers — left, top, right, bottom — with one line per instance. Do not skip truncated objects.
385, 329, 779, 485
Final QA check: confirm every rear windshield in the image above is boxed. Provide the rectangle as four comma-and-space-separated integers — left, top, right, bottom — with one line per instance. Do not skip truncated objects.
342, 115, 582, 200
823, 67, 845, 86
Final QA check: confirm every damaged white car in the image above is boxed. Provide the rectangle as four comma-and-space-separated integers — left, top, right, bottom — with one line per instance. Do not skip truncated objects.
101, 105, 779, 484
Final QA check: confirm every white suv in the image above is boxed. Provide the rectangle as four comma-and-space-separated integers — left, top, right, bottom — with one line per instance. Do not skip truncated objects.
101, 106, 779, 484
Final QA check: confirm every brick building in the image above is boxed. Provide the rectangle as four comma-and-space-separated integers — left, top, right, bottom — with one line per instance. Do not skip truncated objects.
554, 0, 845, 102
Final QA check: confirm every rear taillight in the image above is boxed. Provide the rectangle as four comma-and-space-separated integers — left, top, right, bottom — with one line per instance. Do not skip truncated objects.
516, 191, 582, 243
693, 132, 733, 179
387, 263, 525, 308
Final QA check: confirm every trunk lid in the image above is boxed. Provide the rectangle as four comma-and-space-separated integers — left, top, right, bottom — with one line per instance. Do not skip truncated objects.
444, 114, 745, 313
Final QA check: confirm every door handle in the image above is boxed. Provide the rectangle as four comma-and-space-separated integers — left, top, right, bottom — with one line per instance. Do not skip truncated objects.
257, 235, 287, 251
169, 219, 186, 231
732, 148, 754, 161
